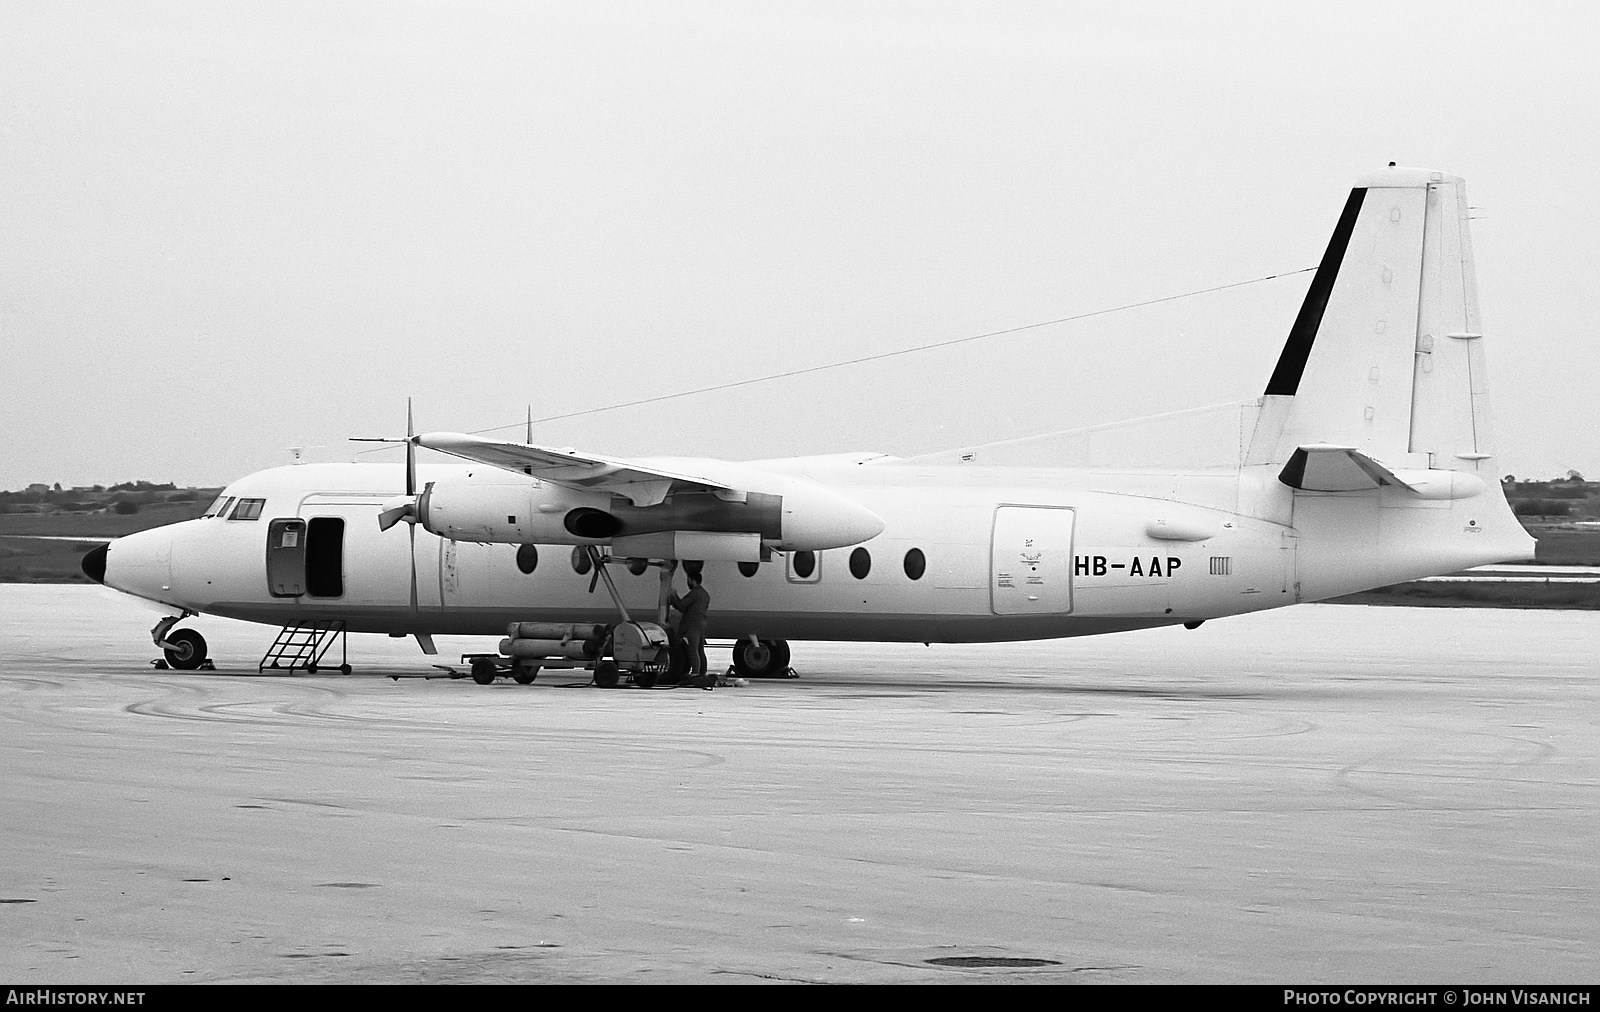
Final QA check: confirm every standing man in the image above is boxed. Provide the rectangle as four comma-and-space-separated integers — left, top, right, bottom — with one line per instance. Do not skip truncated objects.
669, 569, 713, 689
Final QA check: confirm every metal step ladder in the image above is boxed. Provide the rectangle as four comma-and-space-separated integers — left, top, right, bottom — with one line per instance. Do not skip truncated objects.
259, 620, 348, 674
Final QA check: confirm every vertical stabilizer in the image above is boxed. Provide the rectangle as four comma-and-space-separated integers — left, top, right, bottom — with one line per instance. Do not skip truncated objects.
1248, 167, 1533, 594
1251, 167, 1494, 475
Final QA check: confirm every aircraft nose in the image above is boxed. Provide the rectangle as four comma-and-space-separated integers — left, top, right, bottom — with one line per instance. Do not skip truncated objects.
98, 526, 176, 604
81, 544, 108, 584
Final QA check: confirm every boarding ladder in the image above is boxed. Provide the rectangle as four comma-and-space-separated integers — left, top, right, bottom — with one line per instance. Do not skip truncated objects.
259, 620, 348, 674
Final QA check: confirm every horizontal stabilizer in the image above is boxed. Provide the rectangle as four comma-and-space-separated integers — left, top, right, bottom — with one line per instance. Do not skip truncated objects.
1279, 444, 1484, 500
1279, 444, 1389, 491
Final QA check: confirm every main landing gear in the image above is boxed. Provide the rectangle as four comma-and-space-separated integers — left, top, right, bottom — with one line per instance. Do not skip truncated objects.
463, 552, 798, 690
729, 636, 794, 679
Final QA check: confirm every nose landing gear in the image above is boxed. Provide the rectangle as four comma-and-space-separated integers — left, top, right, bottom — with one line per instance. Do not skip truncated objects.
150, 614, 210, 670
162, 629, 209, 671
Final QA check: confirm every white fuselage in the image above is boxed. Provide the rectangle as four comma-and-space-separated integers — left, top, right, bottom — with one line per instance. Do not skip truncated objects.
97, 455, 1529, 645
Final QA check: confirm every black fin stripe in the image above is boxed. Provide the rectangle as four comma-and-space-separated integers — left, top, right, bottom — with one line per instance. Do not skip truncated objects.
1264, 187, 1368, 396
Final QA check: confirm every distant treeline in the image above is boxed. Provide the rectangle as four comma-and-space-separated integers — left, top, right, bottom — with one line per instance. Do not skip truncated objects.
0, 482, 218, 516
1503, 476, 1599, 518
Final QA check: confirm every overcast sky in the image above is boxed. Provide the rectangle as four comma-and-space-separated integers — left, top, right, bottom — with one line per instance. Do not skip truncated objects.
3, 1, 1596, 490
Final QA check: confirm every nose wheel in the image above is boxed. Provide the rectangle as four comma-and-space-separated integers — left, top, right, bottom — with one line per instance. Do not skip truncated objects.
162, 629, 209, 671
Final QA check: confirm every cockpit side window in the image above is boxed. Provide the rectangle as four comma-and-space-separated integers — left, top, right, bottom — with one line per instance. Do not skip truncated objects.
229, 498, 266, 521
204, 495, 232, 518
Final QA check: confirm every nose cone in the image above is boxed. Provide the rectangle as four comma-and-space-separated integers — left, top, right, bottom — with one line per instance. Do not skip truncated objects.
81, 543, 108, 583
98, 526, 176, 605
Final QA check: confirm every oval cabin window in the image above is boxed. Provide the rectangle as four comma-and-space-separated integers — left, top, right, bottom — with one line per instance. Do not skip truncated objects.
904, 548, 926, 581
570, 546, 592, 575
792, 550, 816, 579
516, 545, 539, 575
849, 547, 871, 579
738, 561, 760, 578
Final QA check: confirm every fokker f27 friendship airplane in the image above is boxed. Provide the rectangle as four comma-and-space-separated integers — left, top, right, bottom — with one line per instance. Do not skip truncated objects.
84, 166, 1533, 684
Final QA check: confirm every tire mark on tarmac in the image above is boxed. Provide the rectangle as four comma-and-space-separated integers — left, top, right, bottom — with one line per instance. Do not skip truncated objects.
1333, 735, 1573, 809
0, 675, 65, 690
116, 676, 454, 732
110, 676, 736, 771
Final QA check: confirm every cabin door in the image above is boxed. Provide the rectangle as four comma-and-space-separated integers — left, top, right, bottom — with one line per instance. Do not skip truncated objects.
990, 506, 1075, 615
266, 516, 345, 598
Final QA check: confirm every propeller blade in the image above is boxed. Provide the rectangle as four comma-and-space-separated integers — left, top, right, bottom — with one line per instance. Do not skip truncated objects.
377, 502, 415, 532
405, 397, 416, 499
408, 525, 418, 616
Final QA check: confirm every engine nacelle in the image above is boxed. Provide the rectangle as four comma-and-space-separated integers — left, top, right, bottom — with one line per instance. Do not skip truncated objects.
415, 471, 884, 553
418, 477, 613, 544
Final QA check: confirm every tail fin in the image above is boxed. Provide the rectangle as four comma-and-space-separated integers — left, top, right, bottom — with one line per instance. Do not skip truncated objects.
1249, 167, 1534, 592
1249, 166, 1494, 474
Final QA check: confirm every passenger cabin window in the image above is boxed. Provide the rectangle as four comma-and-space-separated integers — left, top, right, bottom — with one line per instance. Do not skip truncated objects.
849, 547, 871, 580
229, 498, 265, 521
787, 550, 821, 583
903, 548, 926, 581
570, 546, 593, 575
738, 561, 759, 578
516, 545, 539, 575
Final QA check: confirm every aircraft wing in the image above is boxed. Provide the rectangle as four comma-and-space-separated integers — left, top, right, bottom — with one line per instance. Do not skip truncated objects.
415, 432, 737, 506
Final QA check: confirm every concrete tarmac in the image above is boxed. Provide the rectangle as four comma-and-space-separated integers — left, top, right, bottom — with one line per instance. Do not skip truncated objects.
1, 585, 1596, 983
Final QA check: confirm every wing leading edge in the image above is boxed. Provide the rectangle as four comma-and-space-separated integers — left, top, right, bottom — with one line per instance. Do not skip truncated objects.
416, 432, 738, 507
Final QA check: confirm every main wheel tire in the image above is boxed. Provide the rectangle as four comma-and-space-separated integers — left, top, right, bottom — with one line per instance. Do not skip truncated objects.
593, 661, 620, 688
512, 663, 539, 685
732, 638, 789, 678
470, 658, 498, 685
163, 629, 208, 671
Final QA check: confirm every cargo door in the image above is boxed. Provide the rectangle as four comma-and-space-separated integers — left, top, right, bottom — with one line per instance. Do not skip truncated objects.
991, 506, 1075, 614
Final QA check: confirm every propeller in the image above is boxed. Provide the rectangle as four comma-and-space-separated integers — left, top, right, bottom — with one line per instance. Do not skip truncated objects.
355, 399, 422, 532
351, 400, 423, 622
